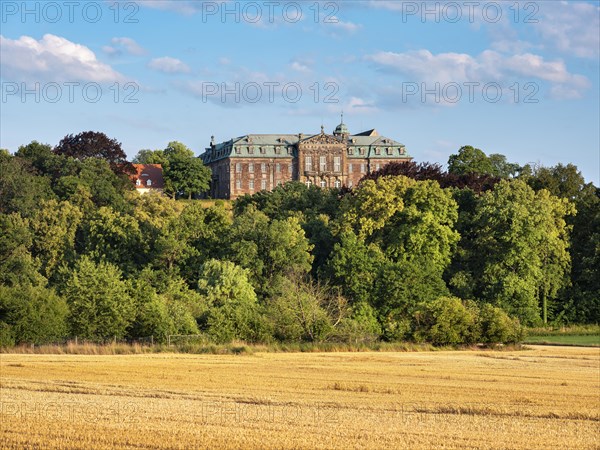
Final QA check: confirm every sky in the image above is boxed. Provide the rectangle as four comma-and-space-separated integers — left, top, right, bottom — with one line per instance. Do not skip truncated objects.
1, 0, 599, 184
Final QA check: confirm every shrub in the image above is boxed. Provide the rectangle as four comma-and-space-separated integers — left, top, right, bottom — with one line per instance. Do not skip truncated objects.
0, 284, 68, 344
479, 303, 524, 343
412, 296, 479, 345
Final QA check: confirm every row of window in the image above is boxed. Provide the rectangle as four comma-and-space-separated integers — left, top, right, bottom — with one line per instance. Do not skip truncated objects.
235, 162, 287, 173
135, 179, 153, 187
347, 147, 405, 156
305, 156, 342, 172
234, 146, 293, 155
305, 179, 342, 188
236, 179, 283, 191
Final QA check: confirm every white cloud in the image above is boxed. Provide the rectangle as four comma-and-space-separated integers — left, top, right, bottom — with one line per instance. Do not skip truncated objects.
0, 34, 124, 83
345, 97, 379, 114
103, 37, 146, 56
148, 57, 191, 74
328, 17, 362, 33
289, 60, 312, 74
535, 1, 600, 59
366, 49, 590, 99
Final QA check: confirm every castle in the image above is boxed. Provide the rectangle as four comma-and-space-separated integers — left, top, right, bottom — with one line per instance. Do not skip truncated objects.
200, 118, 412, 199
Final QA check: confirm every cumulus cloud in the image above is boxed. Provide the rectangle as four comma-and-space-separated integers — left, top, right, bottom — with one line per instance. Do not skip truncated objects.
148, 57, 191, 74
0, 34, 124, 82
534, 1, 600, 59
366, 49, 590, 99
103, 37, 146, 56
289, 60, 312, 74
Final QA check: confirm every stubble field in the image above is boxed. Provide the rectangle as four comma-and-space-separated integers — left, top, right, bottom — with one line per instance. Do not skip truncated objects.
0, 345, 598, 449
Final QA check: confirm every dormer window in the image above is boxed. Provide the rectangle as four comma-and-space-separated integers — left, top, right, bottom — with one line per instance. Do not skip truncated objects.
147, 179, 152, 187
386, 147, 393, 155
260, 147, 266, 154
136, 179, 141, 186
235, 147, 241, 154
375, 148, 381, 155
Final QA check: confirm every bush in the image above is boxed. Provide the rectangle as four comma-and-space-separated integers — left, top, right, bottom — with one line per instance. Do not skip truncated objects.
479, 303, 524, 343
333, 302, 382, 343
412, 296, 479, 345
0, 284, 68, 345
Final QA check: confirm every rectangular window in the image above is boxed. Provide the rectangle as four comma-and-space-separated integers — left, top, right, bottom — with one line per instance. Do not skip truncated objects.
249, 163, 254, 173
386, 147, 392, 155
361, 164, 366, 174
320, 156, 327, 172
249, 179, 254, 191
305, 155, 312, 171
376, 163, 381, 171
261, 163, 266, 173
260, 147, 266, 154
235, 162, 241, 173
333, 156, 341, 172
276, 163, 281, 173
347, 148, 353, 156
261, 179, 267, 190
360, 148, 365, 156
348, 163, 353, 173
275, 147, 281, 154
375, 148, 381, 155
248, 147, 254, 154
236, 179, 241, 190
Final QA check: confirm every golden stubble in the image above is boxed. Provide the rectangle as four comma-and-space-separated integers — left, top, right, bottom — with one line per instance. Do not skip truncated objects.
0, 345, 598, 449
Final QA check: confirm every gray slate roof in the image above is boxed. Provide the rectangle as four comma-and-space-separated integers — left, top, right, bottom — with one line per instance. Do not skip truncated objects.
200, 130, 409, 164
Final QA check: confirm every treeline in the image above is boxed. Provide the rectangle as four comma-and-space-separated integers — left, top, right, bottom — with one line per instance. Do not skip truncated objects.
0, 138, 598, 347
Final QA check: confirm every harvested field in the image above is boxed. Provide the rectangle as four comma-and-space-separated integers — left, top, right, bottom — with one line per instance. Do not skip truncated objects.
0, 345, 598, 449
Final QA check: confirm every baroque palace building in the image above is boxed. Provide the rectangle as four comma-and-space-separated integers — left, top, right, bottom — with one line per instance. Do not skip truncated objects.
200, 118, 412, 199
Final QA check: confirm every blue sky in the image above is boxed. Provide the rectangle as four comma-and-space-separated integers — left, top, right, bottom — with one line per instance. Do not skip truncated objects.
1, 0, 599, 184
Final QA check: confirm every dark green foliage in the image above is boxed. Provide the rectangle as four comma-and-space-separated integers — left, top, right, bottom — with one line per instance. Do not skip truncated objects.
0, 284, 68, 345
0, 133, 596, 347
412, 297, 479, 345
478, 304, 524, 344
62, 256, 135, 341
0, 155, 56, 217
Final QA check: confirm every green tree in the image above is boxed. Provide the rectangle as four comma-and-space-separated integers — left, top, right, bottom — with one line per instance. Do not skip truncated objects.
197, 259, 261, 343
0, 213, 45, 287
340, 176, 459, 276
448, 146, 494, 176
412, 297, 479, 345
478, 303, 523, 344
30, 200, 82, 280
227, 206, 313, 296
54, 131, 135, 177
161, 141, 211, 199
0, 155, 55, 217
62, 257, 135, 340
132, 149, 167, 165
468, 180, 574, 324
266, 276, 348, 342
488, 154, 521, 178
78, 206, 144, 273
0, 284, 68, 345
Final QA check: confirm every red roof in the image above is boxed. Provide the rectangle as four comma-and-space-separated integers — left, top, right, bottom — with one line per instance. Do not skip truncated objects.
131, 164, 165, 189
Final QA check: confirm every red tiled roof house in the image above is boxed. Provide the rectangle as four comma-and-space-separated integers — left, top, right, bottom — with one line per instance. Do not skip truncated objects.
131, 164, 165, 194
